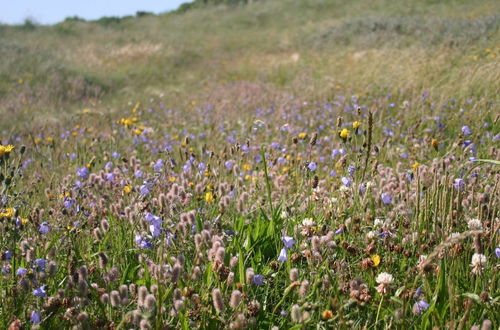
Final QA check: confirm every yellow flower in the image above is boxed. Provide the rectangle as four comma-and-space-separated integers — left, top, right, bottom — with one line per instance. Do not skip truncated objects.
431, 138, 438, 151
168, 176, 177, 182
123, 186, 132, 194
242, 163, 251, 171
412, 161, 421, 172
45, 137, 54, 143
298, 132, 307, 139
244, 174, 252, 181
205, 192, 214, 203
0, 207, 15, 218
339, 128, 350, 139
282, 167, 289, 173
322, 310, 333, 320
352, 121, 361, 129
21, 218, 29, 225
82, 108, 91, 114
0, 145, 14, 157
370, 254, 381, 267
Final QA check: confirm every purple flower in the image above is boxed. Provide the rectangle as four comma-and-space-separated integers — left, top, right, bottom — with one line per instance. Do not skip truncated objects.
253, 274, 264, 285
381, 192, 392, 205
105, 161, 113, 171
77, 167, 89, 179
341, 177, 351, 187
33, 285, 47, 297
453, 178, 465, 191
224, 160, 234, 170
461, 125, 471, 136
414, 286, 423, 299
105, 172, 115, 181
30, 311, 41, 324
359, 183, 366, 194
495, 247, 500, 258
16, 267, 27, 276
282, 236, 295, 249
140, 185, 150, 196
307, 162, 317, 171
135, 235, 153, 249
331, 148, 345, 159
278, 248, 288, 262
154, 159, 164, 172
4, 250, 13, 260
63, 198, 74, 209
335, 227, 344, 235
70, 153, 77, 161
280, 310, 287, 317
35, 259, 47, 271
348, 166, 355, 175
39, 222, 50, 235
112, 152, 121, 159
135, 170, 143, 178
378, 231, 390, 238
413, 300, 429, 314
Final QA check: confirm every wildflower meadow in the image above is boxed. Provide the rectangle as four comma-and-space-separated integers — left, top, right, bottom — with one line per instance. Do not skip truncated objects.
0, 0, 499, 329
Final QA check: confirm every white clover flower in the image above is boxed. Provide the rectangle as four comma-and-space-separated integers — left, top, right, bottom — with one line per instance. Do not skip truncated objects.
367, 231, 377, 240
467, 218, 482, 231
376, 272, 394, 285
471, 253, 487, 275
339, 185, 350, 192
302, 218, 315, 227
375, 272, 394, 294
374, 218, 384, 228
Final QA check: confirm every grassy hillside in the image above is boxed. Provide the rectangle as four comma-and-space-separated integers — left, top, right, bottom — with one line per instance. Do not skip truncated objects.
0, 1, 499, 329
0, 0, 499, 129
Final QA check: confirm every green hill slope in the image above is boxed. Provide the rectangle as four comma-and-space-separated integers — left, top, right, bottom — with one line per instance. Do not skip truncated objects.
0, 0, 498, 127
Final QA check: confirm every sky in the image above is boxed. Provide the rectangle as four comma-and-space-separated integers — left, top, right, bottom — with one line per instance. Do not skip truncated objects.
0, 0, 190, 25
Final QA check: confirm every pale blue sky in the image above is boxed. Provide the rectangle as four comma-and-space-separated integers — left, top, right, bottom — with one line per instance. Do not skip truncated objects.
0, 0, 190, 25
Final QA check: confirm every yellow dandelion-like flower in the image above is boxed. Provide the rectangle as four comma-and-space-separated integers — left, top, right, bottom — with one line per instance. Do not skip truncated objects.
82, 108, 91, 114
339, 128, 350, 139
370, 254, 381, 267
242, 164, 251, 171
168, 176, 177, 183
322, 310, 333, 320
0, 145, 14, 157
352, 121, 361, 129
0, 207, 15, 218
431, 138, 438, 151
123, 186, 132, 194
244, 174, 252, 181
298, 132, 307, 139
205, 192, 214, 204
21, 218, 29, 225
412, 161, 421, 172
